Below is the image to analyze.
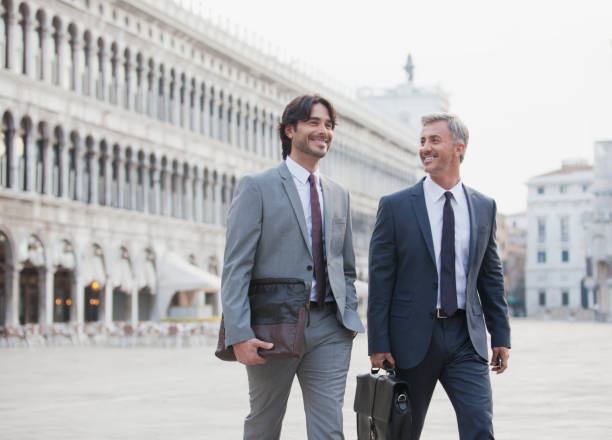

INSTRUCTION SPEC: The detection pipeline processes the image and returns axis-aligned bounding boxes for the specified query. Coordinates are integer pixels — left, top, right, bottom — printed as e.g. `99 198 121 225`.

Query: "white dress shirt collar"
423 175 464 203
286 156 320 185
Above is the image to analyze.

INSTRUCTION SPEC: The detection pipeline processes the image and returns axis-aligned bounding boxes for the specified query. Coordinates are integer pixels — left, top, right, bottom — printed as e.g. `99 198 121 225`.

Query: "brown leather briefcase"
215 278 309 361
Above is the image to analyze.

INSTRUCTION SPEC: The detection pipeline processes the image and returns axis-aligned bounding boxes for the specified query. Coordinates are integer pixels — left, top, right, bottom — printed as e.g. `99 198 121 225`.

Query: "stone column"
116 150 125 209
42 267 53 325
70 32 82 93
24 15 36 78
247 106 255 154
103 282 113 324
213 176 222 226
59 139 69 198
24 129 35 191
182 79 191 129
141 160 149 213
135 61 145 113
189 81 198 132
101 43 111 102
73 273 85 325
183 168 193 220
124 53 134 110
204 174 213 223
158 69 167 121
5 10 18 73
6 266 19 325
162 167 172 216
89 148 99 205
102 150 112 206
74 141 84 202
41 135 53 195
83 41 94 97
192 168 202 222
131 287 138 325
169 75 179 125
40 23 52 83
130 157 138 211
149 164 160 215
211 89 219 140
230 101 238 147
147 64 158 117
220 97 228 143
202 89 210 137
54 27 68 88
237 102 245 149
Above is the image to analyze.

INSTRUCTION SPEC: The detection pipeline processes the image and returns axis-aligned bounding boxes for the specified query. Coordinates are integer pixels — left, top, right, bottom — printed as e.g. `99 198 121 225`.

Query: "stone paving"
1 319 611 439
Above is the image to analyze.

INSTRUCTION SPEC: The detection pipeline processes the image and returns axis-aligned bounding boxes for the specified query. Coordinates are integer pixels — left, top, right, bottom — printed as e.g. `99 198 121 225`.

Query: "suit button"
307 265 313 271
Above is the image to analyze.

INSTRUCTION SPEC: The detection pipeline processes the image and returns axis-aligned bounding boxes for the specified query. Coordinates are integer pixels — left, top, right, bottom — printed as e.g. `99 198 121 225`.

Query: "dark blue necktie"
440 191 458 316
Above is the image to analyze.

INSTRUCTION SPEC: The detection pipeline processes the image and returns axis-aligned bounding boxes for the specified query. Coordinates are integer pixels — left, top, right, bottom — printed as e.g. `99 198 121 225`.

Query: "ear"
284 124 294 140
456 142 465 158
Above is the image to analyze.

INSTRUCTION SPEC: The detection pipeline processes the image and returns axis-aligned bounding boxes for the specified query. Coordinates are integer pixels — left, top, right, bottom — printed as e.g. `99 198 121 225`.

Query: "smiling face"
419 120 464 187
285 103 333 168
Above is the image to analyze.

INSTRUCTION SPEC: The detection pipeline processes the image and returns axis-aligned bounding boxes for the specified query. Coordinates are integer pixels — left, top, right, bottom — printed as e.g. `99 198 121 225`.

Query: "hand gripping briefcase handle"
215 278 309 361
354 361 412 440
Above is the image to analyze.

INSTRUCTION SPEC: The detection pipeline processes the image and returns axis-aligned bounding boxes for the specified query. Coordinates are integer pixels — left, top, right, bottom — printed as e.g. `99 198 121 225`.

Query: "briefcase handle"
370 360 396 377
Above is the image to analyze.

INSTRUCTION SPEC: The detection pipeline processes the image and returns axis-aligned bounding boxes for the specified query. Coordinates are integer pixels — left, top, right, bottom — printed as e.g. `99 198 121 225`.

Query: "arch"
1 110 15 187
17 115 32 191
17 2 30 75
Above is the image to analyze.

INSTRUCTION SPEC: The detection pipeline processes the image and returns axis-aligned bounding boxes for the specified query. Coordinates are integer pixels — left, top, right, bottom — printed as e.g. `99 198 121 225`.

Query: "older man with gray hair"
368 113 511 439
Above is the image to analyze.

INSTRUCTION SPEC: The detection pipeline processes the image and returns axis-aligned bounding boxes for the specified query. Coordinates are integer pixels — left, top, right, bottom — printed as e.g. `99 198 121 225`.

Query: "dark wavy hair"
278 94 337 160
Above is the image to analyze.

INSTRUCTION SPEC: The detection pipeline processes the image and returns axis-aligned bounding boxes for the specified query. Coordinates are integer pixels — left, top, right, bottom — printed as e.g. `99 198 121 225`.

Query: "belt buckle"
436 309 448 319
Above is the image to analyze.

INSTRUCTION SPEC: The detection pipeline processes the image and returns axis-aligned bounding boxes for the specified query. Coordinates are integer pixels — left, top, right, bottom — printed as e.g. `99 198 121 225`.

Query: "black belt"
435 308 466 319
310 301 336 310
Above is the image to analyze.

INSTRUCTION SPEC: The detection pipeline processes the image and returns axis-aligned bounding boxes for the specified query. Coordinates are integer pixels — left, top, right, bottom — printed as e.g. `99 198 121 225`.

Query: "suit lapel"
320 175 333 259
464 185 479 280
411 179 436 267
278 162 312 257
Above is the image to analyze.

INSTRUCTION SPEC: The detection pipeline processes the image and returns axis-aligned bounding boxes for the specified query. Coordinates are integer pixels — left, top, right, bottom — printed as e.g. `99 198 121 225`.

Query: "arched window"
34 9 45 80
51 126 63 196
17 3 29 74
1 111 14 187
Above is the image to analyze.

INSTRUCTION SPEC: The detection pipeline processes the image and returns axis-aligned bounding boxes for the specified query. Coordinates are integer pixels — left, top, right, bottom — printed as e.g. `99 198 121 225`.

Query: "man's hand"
233 338 274 366
370 352 396 370
491 346 510 374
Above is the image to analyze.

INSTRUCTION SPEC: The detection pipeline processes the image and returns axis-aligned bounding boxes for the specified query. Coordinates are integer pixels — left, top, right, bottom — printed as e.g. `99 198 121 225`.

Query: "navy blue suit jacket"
367 178 511 369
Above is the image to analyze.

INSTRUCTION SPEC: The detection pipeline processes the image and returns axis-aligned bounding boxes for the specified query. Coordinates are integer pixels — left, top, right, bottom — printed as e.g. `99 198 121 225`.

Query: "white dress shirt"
285 157 330 302
423 176 470 310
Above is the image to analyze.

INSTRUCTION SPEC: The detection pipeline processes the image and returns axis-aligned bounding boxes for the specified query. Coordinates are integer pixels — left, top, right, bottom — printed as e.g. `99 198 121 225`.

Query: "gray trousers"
397 312 494 440
244 303 354 440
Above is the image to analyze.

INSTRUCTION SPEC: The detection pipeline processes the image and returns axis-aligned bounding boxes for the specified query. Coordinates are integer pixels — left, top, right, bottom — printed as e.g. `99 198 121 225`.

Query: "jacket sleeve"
342 192 359 313
476 200 511 349
367 196 397 355
220 175 263 348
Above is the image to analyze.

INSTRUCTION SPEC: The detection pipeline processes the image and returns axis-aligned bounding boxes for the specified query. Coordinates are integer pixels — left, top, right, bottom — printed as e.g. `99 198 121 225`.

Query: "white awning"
152 252 221 320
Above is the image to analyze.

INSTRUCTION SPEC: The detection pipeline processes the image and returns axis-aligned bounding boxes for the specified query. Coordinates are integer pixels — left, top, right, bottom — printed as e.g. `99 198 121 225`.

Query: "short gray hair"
421 113 469 162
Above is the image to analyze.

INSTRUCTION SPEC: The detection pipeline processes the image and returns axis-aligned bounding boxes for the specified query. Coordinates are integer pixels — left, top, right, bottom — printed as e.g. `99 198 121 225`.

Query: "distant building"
584 141 612 321
357 54 449 139
502 212 527 316
525 159 594 317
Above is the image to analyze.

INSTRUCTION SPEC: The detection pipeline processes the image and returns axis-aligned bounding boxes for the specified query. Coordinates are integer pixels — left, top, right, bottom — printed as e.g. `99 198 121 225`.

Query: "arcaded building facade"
0 0 419 327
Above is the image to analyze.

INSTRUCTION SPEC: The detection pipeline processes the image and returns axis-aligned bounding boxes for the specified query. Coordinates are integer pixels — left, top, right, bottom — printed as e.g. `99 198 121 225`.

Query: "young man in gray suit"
368 113 511 439
220 94 364 439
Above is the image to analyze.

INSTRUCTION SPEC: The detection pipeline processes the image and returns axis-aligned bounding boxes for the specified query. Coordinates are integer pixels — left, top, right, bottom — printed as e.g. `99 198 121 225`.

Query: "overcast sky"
202 0 612 215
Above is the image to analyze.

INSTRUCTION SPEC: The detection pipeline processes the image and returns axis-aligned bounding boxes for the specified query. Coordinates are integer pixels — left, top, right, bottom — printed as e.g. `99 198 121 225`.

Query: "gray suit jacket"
368 178 511 368
221 161 364 348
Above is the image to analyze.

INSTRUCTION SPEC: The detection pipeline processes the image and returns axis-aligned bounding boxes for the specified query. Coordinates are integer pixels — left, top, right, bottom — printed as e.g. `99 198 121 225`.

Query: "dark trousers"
397 312 494 440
